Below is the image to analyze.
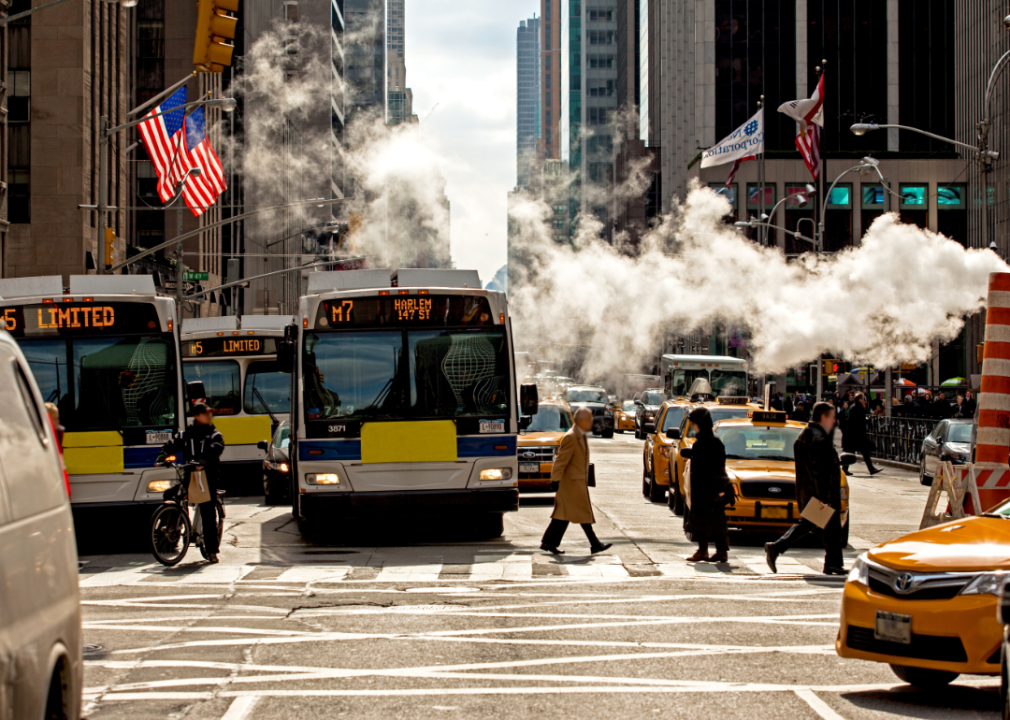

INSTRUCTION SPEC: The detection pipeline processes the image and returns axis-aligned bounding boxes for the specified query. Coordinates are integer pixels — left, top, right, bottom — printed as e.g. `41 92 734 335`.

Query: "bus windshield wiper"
252 387 278 426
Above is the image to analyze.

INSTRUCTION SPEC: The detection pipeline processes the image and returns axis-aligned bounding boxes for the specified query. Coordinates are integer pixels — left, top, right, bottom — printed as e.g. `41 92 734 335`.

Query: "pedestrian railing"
866 416 938 467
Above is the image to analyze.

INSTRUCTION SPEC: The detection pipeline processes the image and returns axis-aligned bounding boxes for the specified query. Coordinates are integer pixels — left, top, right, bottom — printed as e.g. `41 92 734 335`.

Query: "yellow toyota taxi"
615 400 638 433
837 502 1010 688
663 397 763 511
517 401 573 491
682 412 850 538
642 400 693 502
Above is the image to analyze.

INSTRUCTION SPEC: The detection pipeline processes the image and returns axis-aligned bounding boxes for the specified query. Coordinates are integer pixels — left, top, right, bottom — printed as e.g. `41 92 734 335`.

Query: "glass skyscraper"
517 17 541 188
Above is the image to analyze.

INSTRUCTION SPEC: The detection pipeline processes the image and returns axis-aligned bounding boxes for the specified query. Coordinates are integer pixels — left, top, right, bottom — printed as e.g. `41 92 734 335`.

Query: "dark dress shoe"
764 542 779 573
823 566 847 576
710 551 728 563
590 542 613 554
685 549 711 562
869 468 883 476
540 544 564 555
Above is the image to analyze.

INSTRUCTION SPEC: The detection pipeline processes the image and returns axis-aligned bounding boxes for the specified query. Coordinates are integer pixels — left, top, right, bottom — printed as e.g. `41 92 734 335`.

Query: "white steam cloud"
510 182 1007 376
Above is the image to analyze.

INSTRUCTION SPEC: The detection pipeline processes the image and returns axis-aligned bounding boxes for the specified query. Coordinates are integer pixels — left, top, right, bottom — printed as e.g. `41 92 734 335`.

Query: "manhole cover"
83 644 104 654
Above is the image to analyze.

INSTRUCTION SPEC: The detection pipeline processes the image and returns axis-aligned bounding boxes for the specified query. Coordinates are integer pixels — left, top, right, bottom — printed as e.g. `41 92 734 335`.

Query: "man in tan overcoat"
540 407 613 555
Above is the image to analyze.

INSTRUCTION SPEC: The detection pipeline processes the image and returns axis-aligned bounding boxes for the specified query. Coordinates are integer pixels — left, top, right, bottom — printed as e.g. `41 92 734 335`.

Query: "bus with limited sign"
281 268 532 538
0 275 187 513
660 354 749 399
181 315 292 486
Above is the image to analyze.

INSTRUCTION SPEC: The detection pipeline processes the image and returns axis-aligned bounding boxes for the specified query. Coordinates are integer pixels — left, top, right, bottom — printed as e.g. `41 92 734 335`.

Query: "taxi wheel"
888 664 958 688
669 479 685 516
642 469 651 498
1001 645 1009 720
634 425 641 440
647 472 665 503
602 429 614 439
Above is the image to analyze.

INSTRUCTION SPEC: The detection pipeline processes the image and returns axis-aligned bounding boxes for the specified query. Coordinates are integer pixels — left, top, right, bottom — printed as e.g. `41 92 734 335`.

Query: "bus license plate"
479 420 505 434
760 506 788 520
519 463 539 474
875 611 912 644
146 431 172 444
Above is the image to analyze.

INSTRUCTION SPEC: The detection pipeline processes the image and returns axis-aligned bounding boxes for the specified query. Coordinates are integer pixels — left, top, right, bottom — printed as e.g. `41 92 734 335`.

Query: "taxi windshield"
567 389 607 403
662 406 689 431
715 425 803 461
621 400 637 412
526 405 573 432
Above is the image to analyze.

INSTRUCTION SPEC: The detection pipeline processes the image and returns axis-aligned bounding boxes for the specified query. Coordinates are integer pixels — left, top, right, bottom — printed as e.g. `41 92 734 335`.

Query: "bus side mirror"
519 416 532 431
257 440 269 452
186 381 206 402
520 383 539 415
277 324 297 374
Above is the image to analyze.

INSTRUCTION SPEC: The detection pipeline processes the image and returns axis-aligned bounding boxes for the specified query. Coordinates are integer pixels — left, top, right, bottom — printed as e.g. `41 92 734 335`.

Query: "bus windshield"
244 360 291 415
526 405 572 432
303 327 511 420
184 361 241 415
670 369 708 397
21 335 177 430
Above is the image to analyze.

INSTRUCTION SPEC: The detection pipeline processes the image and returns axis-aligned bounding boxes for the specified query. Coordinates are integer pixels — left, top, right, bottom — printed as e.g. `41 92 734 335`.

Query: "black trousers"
542 519 601 549
198 500 220 555
771 513 843 569
694 529 729 554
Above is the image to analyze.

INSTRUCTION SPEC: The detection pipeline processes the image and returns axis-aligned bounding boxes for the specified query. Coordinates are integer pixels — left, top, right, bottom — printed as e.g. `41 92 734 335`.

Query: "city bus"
283 268 528 537
181 315 292 486
0 275 186 510
660 354 749 399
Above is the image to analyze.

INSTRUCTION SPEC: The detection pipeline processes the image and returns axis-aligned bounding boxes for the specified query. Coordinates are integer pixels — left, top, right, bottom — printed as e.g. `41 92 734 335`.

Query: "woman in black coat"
684 407 732 563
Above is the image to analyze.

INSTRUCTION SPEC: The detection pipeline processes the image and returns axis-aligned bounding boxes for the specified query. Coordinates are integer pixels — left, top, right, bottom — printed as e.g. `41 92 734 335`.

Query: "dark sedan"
919 418 972 485
634 390 666 439
565 385 614 438
258 421 292 504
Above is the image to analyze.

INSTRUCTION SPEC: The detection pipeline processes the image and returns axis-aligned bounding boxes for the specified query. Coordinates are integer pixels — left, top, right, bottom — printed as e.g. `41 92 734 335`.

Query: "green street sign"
184 271 209 281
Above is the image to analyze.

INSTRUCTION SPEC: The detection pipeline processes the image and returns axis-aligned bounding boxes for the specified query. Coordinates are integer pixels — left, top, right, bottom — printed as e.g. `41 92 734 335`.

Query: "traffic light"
193 0 239 73
104 227 116 268
822 359 842 375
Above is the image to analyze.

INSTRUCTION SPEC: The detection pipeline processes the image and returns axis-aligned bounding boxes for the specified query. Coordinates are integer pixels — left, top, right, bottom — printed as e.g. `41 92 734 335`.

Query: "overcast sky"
407 0 539 285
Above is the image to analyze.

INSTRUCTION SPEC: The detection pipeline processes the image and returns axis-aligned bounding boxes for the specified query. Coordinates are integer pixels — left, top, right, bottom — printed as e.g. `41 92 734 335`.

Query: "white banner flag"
700 109 765 168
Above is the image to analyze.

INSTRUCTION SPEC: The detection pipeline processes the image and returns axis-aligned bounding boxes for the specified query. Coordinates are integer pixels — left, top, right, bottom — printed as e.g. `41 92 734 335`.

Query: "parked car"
0 329 82 719
919 418 972 485
258 421 292 505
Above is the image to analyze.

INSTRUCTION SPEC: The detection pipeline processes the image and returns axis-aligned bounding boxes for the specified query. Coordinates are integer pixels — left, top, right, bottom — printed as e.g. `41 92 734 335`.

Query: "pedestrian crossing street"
78 549 854 588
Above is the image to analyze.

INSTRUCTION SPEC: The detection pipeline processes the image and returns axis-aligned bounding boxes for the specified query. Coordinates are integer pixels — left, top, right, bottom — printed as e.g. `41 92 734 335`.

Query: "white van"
0 329 82 719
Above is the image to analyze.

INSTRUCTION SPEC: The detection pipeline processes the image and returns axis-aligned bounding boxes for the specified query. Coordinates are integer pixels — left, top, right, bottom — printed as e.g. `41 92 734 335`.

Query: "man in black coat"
765 402 846 575
845 392 881 475
157 403 226 563
931 391 952 420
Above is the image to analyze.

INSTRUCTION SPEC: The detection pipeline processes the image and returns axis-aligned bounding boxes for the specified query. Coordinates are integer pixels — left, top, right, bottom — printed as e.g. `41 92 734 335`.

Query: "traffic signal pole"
816 359 823 402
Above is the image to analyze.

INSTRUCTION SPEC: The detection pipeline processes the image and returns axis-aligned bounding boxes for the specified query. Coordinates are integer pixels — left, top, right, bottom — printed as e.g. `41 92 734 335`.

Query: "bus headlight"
480 468 513 481
147 479 172 493
306 473 340 485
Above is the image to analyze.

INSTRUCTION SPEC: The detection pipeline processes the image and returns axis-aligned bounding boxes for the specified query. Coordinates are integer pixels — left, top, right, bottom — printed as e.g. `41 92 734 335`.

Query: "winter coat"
550 428 595 524
846 402 869 448
960 397 977 419
794 422 842 511
931 399 952 420
158 423 226 490
684 431 731 536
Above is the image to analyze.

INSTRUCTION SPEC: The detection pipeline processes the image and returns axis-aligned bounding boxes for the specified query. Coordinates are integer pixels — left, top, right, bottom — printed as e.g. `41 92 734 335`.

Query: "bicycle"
149 459 226 566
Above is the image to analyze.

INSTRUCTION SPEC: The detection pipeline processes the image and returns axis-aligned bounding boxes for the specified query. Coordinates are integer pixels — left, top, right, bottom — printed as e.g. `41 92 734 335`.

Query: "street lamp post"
817 159 889 252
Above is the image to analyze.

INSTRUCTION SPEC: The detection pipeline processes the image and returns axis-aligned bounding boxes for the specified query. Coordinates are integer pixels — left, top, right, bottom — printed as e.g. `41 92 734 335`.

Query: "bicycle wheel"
150 503 191 566
198 501 225 561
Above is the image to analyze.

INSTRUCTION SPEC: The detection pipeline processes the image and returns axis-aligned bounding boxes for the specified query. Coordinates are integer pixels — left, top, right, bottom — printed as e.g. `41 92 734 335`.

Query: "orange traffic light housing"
194 0 239 73
104 227 116 268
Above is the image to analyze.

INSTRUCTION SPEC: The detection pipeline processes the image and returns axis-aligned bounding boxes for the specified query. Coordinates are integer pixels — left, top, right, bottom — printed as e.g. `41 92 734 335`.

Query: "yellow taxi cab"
517 401 573 491
681 411 850 538
662 397 764 511
641 400 693 501
837 502 1010 688
615 400 638 433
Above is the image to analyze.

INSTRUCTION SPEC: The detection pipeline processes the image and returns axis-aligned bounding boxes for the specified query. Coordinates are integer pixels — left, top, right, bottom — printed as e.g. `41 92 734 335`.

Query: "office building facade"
516 16 540 188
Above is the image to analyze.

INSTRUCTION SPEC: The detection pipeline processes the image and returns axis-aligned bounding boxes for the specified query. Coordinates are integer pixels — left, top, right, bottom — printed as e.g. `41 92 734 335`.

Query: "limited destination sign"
183 337 277 358
0 302 163 337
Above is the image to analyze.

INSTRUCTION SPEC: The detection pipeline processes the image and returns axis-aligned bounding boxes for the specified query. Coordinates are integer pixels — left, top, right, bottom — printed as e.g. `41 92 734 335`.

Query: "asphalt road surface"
77 433 997 720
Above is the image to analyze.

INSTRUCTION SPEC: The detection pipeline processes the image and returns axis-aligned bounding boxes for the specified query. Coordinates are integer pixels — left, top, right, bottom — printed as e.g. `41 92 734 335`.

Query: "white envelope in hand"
801 497 836 529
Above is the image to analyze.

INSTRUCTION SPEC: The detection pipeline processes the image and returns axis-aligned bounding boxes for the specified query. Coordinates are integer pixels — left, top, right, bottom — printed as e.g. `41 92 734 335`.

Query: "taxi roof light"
751 410 788 424
716 396 750 405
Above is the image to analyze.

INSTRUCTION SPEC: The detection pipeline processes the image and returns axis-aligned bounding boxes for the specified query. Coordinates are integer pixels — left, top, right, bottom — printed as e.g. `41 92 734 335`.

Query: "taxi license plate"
759 506 788 520
875 611 912 644
519 463 539 474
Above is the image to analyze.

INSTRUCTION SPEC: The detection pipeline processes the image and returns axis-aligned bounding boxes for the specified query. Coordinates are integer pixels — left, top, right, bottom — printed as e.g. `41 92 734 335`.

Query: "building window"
588 9 613 21
588 107 609 125
937 184 965 209
746 184 775 210
545 92 551 107
545 73 551 89
709 183 738 209
861 184 885 209
588 54 614 69
827 184 852 208
938 184 967 246
545 29 551 51
587 30 614 45
899 185 928 208
283 0 298 21
545 0 550 21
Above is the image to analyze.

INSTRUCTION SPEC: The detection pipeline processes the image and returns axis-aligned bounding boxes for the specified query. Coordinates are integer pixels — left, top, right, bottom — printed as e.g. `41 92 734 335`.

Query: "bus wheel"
479 514 504 539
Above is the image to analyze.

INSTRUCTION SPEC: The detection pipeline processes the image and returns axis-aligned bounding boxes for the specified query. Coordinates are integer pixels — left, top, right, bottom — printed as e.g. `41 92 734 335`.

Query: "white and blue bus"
0 275 186 512
282 268 531 537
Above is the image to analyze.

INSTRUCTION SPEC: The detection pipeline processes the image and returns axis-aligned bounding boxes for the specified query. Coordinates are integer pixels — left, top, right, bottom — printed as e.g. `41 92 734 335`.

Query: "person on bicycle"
157 402 225 563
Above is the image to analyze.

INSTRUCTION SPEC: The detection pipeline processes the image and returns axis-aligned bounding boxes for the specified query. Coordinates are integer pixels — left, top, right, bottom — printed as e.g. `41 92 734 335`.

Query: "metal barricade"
867 416 938 466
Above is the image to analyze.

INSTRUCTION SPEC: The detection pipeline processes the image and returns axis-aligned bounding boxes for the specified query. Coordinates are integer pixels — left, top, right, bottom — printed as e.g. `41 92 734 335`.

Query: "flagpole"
817 62 826 253
758 96 766 246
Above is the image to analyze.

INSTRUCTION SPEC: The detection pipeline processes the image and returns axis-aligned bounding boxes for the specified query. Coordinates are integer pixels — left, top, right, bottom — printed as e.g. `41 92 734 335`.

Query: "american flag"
137 87 193 203
726 155 755 187
778 73 825 181
183 107 226 217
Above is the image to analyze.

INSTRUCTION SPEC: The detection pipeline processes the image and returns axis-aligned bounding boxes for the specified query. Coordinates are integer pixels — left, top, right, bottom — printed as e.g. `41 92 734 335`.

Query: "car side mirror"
257 440 269 452
840 453 857 468
520 383 539 416
635 400 643 406
680 447 693 459
644 422 656 434
666 428 681 440
519 415 532 430
186 380 206 402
